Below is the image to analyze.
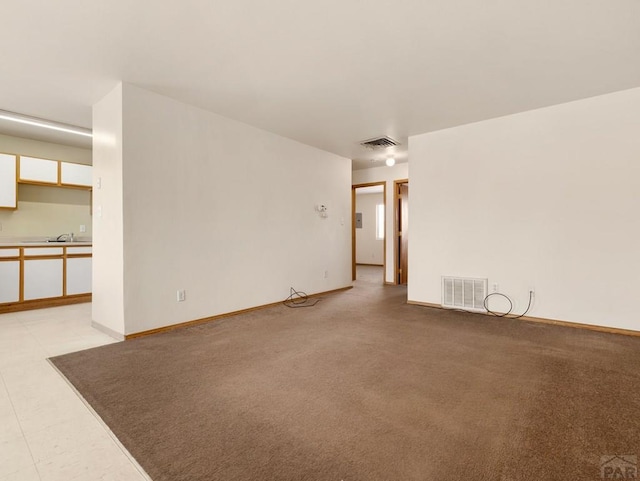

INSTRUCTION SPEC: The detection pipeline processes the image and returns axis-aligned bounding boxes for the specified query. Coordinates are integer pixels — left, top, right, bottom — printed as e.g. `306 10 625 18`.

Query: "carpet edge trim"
46 358 153 481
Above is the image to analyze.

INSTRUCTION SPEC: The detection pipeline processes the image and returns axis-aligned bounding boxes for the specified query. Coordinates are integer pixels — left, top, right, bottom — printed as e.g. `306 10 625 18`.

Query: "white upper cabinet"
17 157 92 189
0 153 17 208
60 162 92 187
19 156 58 184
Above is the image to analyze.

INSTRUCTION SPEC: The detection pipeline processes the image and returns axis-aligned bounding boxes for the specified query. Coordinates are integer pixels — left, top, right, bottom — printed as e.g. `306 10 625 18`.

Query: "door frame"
394 179 409 285
351 182 387 282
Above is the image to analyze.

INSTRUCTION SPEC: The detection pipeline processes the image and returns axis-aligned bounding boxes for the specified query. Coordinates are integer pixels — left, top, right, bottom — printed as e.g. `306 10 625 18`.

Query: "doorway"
351 182 386 282
394 180 409 285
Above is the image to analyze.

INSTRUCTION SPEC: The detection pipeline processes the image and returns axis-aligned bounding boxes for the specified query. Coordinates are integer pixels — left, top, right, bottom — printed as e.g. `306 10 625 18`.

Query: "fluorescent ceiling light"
386 157 396 167
0 109 92 138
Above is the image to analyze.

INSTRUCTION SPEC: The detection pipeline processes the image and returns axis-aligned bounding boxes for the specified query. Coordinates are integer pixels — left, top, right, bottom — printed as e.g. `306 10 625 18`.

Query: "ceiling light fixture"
386 157 396 167
0 109 92 138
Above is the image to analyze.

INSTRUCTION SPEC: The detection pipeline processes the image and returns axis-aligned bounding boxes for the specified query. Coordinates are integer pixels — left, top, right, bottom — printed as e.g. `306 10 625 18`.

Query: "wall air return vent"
442 276 487 312
360 136 400 149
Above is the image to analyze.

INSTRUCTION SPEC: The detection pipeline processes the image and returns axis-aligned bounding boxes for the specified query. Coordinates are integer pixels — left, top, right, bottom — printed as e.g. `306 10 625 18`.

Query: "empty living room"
1 1 639 480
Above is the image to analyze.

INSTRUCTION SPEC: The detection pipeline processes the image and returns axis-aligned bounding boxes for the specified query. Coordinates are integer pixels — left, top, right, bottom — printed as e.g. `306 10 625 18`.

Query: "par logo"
601 455 637 479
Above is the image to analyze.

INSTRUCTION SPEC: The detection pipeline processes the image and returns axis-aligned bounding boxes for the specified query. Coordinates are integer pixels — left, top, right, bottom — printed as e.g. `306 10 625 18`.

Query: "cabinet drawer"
0 248 20 258
24 247 63 257
66 246 92 255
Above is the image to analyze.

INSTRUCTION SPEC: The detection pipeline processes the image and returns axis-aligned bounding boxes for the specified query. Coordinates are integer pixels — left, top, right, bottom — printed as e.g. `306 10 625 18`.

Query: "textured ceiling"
1 0 639 169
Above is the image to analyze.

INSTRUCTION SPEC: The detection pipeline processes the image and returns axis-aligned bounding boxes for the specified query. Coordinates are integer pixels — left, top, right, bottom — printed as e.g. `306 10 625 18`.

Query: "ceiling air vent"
360 136 400 150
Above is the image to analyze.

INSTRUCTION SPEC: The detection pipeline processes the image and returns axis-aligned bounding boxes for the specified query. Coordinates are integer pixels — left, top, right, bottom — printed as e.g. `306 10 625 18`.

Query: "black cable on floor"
450 290 533 319
483 291 533 319
283 287 320 308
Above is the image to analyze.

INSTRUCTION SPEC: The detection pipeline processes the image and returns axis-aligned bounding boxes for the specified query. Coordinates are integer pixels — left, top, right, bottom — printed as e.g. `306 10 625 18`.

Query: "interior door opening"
351 182 386 283
395 180 409 285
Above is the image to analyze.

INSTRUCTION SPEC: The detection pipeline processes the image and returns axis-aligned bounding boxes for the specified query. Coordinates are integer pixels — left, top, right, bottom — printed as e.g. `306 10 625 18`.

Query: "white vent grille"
442 276 487 311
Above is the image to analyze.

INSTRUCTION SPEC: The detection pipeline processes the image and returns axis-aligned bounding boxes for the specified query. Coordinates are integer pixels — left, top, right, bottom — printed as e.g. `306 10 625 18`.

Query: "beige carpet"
51 268 640 480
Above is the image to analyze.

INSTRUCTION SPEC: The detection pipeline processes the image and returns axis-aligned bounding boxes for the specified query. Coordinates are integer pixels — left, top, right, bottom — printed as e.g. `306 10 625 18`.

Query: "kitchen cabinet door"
60 162 92 187
19 156 58 184
0 261 20 303
0 153 17 209
24 258 63 300
66 257 92 295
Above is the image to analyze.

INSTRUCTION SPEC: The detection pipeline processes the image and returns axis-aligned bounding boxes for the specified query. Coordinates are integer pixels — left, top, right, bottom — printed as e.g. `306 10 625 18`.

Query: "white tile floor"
0 303 150 481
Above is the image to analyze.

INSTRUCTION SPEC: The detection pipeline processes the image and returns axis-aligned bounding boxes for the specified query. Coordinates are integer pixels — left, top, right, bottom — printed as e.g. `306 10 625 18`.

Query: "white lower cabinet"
0 261 20 303
24 258 64 300
66 257 92 295
0 245 92 308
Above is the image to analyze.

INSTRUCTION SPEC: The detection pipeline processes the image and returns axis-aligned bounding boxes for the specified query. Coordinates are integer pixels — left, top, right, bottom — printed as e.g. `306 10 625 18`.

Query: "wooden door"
397 182 409 284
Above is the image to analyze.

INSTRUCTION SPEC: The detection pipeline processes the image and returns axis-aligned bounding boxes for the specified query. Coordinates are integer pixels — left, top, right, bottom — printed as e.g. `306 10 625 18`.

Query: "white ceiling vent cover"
442 276 487 312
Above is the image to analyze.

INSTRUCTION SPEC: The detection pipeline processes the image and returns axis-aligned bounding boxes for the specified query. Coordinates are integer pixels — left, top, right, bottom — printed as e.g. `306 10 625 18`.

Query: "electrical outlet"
492 283 499 292
177 290 186 302
324 270 328 279
529 287 535 297
79 224 86 233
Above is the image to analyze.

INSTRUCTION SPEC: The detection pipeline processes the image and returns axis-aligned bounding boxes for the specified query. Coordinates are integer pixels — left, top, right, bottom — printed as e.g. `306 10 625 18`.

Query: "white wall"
408 87 640 331
0 133 91 165
92 83 125 337
0 185 91 238
355 192 384 265
98 83 352 335
353 163 408 283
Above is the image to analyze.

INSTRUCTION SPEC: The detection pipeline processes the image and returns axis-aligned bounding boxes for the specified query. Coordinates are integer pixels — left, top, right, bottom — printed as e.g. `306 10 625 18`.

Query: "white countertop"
0 241 92 247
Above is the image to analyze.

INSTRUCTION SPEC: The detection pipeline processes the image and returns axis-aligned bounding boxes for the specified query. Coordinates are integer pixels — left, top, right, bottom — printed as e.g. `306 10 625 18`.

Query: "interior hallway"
354 264 384 285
